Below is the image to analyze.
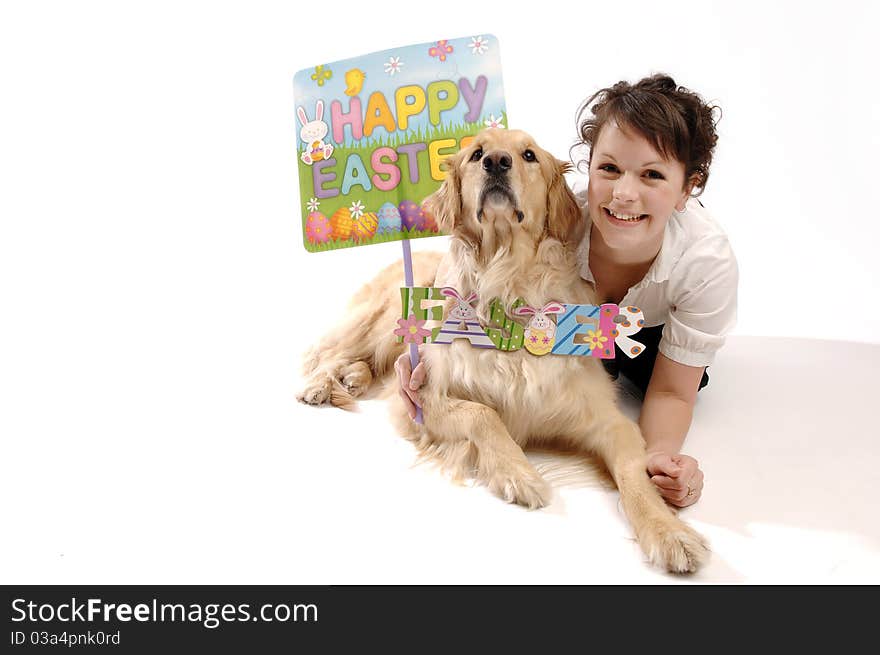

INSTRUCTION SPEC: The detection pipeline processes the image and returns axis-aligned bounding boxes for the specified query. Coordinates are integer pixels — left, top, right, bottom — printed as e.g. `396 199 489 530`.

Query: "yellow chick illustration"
344 68 366 96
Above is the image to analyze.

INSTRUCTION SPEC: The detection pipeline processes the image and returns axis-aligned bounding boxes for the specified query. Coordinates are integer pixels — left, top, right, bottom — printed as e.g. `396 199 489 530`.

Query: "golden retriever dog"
298 129 709 573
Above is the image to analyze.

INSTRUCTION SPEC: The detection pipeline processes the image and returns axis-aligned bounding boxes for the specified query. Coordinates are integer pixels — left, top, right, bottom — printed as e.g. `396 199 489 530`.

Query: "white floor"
283 335 880 584
4 335 877 585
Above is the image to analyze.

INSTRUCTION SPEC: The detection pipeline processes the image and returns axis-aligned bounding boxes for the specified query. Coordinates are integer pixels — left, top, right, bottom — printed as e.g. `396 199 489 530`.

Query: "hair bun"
640 74 678 92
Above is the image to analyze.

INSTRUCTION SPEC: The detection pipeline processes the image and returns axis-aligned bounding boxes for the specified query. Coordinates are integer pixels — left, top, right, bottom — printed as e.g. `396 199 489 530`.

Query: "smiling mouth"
604 207 648 223
478 185 523 222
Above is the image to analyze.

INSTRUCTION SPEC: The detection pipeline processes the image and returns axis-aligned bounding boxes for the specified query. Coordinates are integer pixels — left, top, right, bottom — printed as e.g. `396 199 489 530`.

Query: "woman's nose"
613 173 638 201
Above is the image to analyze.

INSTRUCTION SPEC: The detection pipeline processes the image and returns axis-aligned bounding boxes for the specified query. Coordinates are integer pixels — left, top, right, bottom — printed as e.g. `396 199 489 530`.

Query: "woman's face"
587 121 692 255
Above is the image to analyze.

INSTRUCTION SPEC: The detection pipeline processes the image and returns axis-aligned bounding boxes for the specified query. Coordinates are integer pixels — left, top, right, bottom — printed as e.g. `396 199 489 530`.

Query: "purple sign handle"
401 239 424 424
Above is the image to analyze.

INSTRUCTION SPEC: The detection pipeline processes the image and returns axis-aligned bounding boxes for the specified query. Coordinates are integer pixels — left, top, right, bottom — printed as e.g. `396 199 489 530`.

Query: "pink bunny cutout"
432 287 495 349
513 302 566 356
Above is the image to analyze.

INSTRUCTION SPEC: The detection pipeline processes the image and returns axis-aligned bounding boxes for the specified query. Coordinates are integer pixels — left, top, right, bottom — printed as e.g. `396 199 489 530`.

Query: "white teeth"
607 208 644 222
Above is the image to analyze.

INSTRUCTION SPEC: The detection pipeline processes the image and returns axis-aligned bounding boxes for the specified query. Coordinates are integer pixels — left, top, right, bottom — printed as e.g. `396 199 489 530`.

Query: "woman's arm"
640 353 706 507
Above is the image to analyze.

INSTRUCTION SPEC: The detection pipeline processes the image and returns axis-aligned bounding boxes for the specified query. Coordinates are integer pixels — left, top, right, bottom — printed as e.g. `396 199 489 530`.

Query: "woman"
395 74 738 508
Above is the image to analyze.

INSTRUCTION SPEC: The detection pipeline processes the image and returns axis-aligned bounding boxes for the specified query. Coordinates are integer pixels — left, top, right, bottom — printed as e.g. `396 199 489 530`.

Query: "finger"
396 355 413 391
673 454 700 470
650 475 687 493
672 456 697 476
398 388 416 420
400 361 422 408
410 362 426 391
668 491 700 508
672 455 700 479
404 384 421 409
671 477 704 507
651 477 689 502
658 487 690 507
647 456 682 478
395 355 410 386
678 485 702 507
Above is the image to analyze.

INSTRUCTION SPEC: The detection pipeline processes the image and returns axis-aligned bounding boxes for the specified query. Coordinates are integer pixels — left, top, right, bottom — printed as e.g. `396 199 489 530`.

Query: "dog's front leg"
588 415 710 573
420 397 552 509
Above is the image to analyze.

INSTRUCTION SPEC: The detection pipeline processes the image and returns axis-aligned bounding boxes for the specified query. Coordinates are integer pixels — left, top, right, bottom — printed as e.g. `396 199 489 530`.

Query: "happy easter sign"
294 36 506 252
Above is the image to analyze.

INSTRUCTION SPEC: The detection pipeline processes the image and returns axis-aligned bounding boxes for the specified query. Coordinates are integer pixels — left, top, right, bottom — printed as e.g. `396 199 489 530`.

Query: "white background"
1 1 878 585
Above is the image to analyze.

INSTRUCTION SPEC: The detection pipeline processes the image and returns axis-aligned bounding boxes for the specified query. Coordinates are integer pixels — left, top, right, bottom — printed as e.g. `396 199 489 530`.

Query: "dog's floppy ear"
423 151 464 234
546 158 584 245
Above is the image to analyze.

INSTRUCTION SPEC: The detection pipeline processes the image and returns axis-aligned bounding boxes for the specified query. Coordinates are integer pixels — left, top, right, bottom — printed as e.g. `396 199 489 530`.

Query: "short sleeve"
659 235 738 368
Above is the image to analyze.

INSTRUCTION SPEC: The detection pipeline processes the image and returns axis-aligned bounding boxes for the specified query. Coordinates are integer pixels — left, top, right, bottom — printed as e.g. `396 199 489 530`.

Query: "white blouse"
571 178 738 368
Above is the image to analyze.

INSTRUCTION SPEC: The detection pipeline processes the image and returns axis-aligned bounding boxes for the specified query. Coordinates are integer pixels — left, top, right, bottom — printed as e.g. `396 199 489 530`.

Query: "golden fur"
298 129 709 573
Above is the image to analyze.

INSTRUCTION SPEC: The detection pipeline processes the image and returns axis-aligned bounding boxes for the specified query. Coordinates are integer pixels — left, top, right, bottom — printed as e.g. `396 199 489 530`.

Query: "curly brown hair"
574 74 721 196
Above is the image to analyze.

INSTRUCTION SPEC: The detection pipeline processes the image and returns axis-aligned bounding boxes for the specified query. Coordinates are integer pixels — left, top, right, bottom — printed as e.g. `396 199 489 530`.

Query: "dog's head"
425 129 583 252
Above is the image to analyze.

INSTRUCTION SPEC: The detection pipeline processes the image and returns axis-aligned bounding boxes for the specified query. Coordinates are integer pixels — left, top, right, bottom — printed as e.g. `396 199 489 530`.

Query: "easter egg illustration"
309 140 325 162
305 211 331 245
330 207 354 240
352 211 379 241
399 200 428 231
376 202 402 235
419 202 439 233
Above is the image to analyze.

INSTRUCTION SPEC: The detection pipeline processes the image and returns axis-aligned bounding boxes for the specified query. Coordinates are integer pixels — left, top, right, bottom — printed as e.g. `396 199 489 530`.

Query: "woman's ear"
546 158 584 245
678 173 701 211
423 152 463 234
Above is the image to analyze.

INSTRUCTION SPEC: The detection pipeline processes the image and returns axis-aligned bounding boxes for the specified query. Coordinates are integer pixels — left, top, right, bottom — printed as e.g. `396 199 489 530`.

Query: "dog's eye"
470 148 483 162
522 149 537 163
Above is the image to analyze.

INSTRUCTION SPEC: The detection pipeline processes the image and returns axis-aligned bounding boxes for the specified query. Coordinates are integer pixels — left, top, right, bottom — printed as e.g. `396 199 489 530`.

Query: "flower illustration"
394 315 432 344
384 56 404 76
484 113 505 129
310 65 332 87
349 200 365 219
307 197 320 212
469 35 489 55
586 329 608 350
428 40 454 62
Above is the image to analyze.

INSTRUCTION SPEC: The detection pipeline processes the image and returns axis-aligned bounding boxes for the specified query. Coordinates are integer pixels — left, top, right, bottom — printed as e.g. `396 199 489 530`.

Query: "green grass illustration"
299 113 507 253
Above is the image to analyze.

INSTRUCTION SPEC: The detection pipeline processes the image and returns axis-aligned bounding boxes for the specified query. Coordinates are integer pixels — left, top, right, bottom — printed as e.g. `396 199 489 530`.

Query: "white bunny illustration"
446 288 478 323
513 302 566 356
297 100 334 166
432 287 495 349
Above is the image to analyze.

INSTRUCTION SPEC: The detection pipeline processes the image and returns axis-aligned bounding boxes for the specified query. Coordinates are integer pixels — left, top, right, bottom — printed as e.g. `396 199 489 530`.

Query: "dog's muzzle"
481 151 512 176
477 150 523 223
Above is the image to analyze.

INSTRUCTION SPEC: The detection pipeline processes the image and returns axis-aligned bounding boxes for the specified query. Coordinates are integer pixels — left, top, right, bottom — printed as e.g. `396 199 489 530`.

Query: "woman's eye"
522 149 537 162
645 170 665 180
599 164 619 173
470 148 483 162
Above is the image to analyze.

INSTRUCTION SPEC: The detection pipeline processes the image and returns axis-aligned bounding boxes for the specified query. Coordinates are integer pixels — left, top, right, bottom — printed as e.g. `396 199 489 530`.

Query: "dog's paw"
488 463 552 510
296 376 333 406
339 361 372 397
638 518 710 574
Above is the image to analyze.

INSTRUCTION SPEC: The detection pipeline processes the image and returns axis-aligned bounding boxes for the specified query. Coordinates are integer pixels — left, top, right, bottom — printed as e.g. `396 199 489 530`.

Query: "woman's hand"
393 348 426 420
646 452 704 507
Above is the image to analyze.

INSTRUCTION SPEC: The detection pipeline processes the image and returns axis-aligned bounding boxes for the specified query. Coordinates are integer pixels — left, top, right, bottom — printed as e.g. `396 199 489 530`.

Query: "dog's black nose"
482 151 512 175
